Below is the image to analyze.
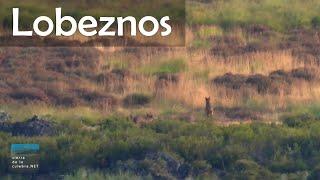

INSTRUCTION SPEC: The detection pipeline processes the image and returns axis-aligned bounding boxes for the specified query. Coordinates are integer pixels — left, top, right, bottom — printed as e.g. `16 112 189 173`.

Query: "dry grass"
1 25 320 122
189 51 306 77
95 45 320 114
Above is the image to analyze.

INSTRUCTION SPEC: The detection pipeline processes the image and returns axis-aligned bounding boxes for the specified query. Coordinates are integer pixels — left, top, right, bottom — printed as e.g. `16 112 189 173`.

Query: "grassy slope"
188 0 320 31
1 106 320 179
0 0 320 179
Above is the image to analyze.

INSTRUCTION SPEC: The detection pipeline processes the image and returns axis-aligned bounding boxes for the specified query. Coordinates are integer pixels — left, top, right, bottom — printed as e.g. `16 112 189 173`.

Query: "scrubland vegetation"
2 109 320 179
1 0 320 179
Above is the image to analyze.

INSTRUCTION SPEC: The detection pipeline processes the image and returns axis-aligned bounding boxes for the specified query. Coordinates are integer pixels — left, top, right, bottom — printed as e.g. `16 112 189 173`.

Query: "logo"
10 144 40 173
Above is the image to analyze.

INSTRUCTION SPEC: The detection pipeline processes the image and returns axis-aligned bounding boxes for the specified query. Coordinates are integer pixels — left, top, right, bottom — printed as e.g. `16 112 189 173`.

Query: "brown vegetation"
0 27 319 123
212 67 318 94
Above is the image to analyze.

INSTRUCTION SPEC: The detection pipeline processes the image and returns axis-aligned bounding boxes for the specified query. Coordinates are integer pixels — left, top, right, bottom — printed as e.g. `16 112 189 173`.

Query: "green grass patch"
198 26 223 39
106 59 130 70
1 115 320 179
191 39 211 49
139 59 187 75
0 104 105 124
64 169 147 180
188 0 320 31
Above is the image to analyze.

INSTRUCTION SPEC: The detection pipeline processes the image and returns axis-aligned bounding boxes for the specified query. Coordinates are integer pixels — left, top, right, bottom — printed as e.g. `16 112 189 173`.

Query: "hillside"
1 0 320 179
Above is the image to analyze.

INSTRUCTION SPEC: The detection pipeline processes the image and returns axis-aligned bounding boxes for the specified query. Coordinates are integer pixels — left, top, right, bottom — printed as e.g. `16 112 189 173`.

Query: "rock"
0 111 11 122
0 121 12 133
0 111 12 133
11 115 57 136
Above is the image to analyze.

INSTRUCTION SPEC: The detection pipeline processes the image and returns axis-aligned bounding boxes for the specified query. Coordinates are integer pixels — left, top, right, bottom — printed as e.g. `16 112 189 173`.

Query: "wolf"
205 97 213 117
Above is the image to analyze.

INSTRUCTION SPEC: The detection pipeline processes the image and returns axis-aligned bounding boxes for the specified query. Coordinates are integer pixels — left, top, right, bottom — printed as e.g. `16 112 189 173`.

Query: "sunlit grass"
138 58 188 75
64 169 146 180
0 104 106 123
188 0 320 31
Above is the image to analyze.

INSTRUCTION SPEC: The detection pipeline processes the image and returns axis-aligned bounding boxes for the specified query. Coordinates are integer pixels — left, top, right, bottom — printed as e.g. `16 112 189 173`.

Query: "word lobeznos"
12 8 172 37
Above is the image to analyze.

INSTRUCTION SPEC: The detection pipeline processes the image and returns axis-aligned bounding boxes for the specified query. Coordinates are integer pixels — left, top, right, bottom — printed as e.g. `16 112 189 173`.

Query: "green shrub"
64 169 143 180
270 159 307 173
311 16 320 28
1 112 320 178
283 113 314 127
192 160 212 175
100 117 135 131
148 120 187 134
233 159 276 179
308 165 320 180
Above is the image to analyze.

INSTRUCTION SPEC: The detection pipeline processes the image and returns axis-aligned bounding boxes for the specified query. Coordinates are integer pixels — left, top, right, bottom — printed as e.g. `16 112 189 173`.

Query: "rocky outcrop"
11 116 58 136
0 111 11 122
0 115 58 136
0 111 12 132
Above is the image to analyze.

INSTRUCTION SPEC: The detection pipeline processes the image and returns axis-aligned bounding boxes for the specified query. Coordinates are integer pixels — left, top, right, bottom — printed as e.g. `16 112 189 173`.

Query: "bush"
9 88 49 102
270 159 307 173
309 165 320 180
192 160 212 175
233 159 275 179
1 112 320 178
311 16 320 28
64 169 143 180
123 93 151 107
283 113 314 127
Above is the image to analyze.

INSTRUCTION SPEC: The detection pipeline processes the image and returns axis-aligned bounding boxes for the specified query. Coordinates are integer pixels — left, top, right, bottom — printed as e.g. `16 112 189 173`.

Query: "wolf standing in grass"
205 97 213 117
